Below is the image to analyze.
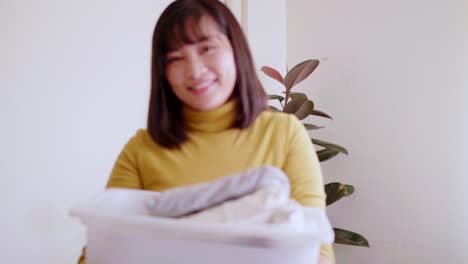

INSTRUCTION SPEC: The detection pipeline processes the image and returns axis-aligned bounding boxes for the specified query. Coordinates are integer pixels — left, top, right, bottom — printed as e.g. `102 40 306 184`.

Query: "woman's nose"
185 55 206 80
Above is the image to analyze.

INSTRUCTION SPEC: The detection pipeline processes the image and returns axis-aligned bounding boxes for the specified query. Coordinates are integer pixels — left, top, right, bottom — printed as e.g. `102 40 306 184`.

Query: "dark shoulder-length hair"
148 0 267 148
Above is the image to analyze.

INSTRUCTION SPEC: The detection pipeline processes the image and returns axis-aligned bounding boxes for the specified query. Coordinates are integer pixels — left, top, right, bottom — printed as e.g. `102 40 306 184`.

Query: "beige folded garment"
182 187 306 227
145 166 290 218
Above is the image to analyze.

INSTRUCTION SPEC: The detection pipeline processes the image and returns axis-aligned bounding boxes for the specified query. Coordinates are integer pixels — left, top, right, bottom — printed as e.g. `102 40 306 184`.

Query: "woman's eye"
202 46 215 53
167 56 182 64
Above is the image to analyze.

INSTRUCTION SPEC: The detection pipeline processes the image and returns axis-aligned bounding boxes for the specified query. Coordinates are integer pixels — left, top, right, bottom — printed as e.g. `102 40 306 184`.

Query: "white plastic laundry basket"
70 188 334 264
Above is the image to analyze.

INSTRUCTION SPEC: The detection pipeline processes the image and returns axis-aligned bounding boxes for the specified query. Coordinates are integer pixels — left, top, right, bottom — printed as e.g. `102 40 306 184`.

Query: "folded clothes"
145 166 290 218
182 187 307 228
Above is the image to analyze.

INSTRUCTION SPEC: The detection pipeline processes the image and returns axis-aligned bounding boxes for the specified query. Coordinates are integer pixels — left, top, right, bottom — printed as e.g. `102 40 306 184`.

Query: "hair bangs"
161 9 208 53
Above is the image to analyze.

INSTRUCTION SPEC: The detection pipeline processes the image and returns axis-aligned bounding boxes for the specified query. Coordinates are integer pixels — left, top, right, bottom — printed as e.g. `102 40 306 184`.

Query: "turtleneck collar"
182 99 237 132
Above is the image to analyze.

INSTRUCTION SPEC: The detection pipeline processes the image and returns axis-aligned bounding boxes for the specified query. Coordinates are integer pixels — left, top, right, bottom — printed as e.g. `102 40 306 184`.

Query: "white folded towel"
145 166 290 218
145 166 322 231
183 187 306 228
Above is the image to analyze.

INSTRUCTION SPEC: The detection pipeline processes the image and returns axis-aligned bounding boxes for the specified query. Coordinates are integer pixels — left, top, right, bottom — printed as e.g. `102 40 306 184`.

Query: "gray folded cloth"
145 166 290 218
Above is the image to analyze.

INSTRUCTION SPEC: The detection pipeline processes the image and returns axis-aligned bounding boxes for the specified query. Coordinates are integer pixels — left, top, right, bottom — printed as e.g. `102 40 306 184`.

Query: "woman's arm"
282 115 336 264
106 131 144 189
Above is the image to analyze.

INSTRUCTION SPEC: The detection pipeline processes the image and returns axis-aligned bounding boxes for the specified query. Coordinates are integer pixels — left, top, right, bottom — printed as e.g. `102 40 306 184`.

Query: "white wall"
245 0 287 95
0 1 287 263
6 0 466 263
287 0 468 263
0 0 172 263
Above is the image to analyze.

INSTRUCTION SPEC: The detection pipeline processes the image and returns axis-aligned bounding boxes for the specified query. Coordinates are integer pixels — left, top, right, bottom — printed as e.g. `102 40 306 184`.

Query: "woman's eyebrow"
197 34 222 43
167 34 221 53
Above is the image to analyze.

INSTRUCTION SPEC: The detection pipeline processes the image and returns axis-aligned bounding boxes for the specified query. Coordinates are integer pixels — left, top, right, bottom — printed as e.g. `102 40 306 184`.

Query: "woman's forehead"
165 15 224 52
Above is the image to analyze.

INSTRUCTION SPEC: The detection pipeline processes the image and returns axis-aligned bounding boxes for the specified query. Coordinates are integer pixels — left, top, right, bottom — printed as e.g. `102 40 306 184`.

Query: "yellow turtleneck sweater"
78 100 335 264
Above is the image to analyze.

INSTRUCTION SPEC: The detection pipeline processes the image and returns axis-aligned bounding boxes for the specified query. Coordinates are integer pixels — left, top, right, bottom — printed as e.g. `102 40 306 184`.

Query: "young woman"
78 0 334 263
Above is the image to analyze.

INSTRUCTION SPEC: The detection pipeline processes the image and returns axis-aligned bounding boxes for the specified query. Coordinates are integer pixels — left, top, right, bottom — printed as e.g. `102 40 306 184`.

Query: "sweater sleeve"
282 114 335 263
77 246 86 264
106 130 144 189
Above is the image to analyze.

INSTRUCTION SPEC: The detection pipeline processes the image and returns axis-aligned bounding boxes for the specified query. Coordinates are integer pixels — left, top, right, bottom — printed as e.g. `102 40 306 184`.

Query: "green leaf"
283 97 307 114
281 91 307 104
345 184 355 196
283 59 319 91
283 98 314 120
261 66 284 84
303 123 324 130
317 148 339 162
268 105 281 112
325 182 354 206
334 228 370 247
290 92 308 100
310 109 333 120
312 139 348 155
268 94 285 102
294 101 314 120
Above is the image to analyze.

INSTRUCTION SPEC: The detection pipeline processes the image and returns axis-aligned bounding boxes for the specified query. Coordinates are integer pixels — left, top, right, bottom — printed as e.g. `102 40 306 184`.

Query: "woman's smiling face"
165 15 237 111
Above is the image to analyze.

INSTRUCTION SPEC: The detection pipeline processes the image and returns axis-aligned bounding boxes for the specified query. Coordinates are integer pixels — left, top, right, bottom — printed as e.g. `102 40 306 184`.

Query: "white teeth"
191 81 213 90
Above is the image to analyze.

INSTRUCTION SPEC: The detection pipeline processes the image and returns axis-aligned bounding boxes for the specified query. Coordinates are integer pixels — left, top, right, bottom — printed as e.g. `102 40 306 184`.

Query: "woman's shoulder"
122 129 154 148
253 111 307 142
134 128 149 138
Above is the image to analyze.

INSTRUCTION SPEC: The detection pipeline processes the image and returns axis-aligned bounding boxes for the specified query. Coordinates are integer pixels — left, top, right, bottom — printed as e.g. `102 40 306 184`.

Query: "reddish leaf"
283 59 319 90
261 66 284 84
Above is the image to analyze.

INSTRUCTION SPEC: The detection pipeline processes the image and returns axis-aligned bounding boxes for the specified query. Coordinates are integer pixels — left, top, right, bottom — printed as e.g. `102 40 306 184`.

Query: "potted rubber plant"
261 59 369 248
